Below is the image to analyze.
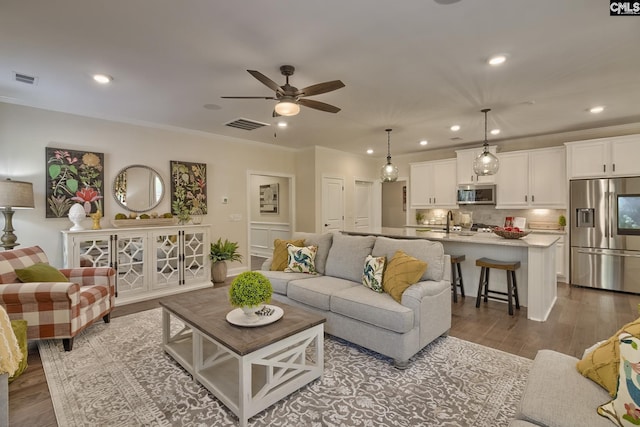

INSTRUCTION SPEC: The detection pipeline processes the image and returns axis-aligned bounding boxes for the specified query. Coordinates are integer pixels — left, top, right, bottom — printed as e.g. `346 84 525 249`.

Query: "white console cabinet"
62 225 211 305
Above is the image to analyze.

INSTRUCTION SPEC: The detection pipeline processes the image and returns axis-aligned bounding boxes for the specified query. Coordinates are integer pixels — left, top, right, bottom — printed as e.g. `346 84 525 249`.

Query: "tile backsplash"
415 206 566 228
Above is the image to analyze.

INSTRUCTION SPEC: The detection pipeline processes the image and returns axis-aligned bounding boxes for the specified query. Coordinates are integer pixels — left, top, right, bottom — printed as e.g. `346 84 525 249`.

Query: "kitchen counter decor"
493 228 531 239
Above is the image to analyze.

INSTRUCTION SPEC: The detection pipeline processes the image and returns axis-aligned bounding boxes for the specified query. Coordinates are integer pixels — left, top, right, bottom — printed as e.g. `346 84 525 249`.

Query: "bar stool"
475 257 521 315
450 254 466 302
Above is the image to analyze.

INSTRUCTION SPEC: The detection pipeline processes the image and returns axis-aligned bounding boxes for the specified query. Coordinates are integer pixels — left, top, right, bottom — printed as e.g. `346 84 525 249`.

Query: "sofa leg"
103 313 111 323
63 338 74 351
393 359 409 370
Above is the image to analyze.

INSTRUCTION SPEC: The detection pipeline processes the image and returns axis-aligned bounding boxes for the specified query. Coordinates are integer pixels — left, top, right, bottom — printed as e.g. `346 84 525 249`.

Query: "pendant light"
380 128 399 182
473 108 499 176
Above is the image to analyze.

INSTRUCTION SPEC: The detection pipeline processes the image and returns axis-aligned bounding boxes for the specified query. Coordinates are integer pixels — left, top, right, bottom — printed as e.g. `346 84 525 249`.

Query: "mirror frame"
113 164 165 213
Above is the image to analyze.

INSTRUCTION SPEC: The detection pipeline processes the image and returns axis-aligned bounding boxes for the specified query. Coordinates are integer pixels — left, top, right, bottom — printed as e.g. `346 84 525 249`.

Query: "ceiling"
1 0 639 157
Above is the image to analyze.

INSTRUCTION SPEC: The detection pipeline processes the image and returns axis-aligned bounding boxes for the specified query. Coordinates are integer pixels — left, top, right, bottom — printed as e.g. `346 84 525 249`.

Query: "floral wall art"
170 161 207 221
45 148 104 218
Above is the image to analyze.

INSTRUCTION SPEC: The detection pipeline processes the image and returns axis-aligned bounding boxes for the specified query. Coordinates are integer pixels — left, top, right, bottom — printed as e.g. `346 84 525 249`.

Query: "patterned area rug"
39 308 531 426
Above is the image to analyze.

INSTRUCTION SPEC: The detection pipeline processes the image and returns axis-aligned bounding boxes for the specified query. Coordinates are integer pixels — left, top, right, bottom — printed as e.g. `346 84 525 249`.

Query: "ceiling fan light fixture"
473 108 500 176
274 98 300 116
380 128 399 182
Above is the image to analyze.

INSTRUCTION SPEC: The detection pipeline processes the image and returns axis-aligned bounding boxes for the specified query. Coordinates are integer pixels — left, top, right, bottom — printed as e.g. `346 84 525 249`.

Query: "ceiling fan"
221 65 345 116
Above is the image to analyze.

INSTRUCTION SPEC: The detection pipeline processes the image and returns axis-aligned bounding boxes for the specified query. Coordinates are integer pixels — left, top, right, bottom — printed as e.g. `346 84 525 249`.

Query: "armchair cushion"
0 246 48 284
15 263 69 283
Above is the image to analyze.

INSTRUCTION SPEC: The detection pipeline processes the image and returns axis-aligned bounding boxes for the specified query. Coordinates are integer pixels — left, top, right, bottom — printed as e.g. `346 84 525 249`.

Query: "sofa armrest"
59 267 115 287
261 257 273 271
402 279 450 304
0 282 81 305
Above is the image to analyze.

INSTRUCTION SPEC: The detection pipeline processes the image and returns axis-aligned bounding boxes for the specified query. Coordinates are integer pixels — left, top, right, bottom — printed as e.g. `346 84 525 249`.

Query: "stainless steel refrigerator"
570 177 640 293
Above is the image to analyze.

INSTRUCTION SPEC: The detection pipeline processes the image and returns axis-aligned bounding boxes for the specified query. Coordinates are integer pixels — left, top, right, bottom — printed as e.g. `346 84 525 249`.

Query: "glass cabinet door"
115 233 147 294
183 230 207 285
152 231 181 288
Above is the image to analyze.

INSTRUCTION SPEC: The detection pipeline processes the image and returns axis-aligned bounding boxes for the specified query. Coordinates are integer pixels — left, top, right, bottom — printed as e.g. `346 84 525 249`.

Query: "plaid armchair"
0 246 115 351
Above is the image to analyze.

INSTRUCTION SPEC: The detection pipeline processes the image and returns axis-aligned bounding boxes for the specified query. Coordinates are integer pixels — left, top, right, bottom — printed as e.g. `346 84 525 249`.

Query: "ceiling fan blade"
298 98 341 113
220 96 275 99
296 80 345 97
247 70 284 94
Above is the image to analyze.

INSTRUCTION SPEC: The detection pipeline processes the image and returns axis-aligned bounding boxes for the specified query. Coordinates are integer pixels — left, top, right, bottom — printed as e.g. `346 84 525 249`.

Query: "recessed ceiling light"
589 106 605 114
93 74 113 84
277 121 288 128
366 149 374 155
419 140 428 146
490 129 500 135
488 55 507 66
450 125 461 132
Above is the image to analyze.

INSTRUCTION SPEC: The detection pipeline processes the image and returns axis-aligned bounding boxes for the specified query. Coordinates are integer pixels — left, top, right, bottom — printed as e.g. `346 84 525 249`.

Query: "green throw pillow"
8 319 28 383
15 262 69 282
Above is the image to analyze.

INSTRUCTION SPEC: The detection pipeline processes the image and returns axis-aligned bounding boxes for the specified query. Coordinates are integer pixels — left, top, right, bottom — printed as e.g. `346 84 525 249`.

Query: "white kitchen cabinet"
456 146 498 185
556 235 567 282
565 134 640 179
496 147 566 209
410 159 457 209
62 224 211 305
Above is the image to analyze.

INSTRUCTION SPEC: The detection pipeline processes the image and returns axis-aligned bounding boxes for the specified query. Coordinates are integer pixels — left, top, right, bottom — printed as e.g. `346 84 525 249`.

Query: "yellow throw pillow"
270 239 305 271
382 250 427 303
577 316 640 396
15 263 69 282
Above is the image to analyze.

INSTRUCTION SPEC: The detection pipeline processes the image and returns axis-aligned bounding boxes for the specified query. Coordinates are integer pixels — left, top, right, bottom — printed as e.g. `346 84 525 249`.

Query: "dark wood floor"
8 257 640 426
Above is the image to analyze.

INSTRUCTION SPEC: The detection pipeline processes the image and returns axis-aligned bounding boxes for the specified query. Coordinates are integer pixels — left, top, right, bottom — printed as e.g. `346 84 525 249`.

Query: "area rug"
39 308 531 426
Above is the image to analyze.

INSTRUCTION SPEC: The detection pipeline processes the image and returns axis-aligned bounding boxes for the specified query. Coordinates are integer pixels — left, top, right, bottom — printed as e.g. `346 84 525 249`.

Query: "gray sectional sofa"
510 350 611 427
260 232 451 368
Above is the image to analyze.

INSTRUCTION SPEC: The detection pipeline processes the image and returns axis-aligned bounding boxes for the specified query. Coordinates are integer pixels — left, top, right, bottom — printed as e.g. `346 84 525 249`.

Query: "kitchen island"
342 227 560 322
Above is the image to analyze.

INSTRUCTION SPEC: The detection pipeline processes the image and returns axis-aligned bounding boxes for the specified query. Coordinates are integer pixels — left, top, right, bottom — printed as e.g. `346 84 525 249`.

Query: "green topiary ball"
229 271 273 308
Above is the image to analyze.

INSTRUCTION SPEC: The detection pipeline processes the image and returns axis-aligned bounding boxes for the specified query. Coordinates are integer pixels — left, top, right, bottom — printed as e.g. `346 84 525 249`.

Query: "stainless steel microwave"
457 184 496 205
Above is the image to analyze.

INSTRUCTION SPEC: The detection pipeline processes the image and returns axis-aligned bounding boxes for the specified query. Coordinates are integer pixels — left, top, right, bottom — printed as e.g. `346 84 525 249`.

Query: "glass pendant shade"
380 128 398 182
274 98 300 116
473 108 499 176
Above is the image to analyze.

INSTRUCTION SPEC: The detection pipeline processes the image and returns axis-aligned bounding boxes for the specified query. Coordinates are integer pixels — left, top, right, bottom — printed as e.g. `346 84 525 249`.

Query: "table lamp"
0 178 35 250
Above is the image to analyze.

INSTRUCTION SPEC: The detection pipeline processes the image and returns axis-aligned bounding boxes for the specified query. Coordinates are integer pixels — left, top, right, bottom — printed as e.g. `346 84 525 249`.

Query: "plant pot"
241 305 262 322
211 261 227 283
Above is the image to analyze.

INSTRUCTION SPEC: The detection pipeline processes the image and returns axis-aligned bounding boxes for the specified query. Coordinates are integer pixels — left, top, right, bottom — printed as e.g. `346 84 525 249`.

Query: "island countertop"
342 227 560 248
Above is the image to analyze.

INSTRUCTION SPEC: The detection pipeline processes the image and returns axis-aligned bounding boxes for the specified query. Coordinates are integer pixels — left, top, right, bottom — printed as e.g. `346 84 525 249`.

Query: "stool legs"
475 266 520 315
476 267 487 308
457 262 465 298
451 262 458 302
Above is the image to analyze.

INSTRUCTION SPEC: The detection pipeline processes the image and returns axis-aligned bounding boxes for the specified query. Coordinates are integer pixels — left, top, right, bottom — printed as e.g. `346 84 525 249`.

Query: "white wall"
0 103 296 268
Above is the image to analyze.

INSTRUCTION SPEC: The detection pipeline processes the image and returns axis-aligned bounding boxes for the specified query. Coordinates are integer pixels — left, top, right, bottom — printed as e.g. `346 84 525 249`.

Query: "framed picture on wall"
260 183 279 214
170 160 207 216
45 147 105 218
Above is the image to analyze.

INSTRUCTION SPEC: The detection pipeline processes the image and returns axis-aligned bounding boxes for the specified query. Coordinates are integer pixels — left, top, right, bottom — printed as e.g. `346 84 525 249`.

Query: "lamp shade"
274 99 300 116
0 179 34 209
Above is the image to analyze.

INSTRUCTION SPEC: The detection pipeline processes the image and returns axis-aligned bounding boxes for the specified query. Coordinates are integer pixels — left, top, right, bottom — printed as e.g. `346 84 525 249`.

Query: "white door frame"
320 175 345 233
354 177 375 229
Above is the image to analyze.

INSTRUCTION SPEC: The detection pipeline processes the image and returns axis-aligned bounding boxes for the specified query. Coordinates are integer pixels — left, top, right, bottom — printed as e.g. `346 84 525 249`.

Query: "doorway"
381 179 407 227
322 176 344 232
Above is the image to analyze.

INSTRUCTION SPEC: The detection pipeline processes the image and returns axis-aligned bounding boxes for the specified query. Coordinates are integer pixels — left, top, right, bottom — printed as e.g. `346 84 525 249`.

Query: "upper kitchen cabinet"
496 146 566 209
456 146 498 184
565 135 640 179
410 159 457 209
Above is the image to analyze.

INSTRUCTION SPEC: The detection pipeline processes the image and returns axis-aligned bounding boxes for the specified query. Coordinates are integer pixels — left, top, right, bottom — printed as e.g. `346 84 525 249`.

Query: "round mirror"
113 165 164 213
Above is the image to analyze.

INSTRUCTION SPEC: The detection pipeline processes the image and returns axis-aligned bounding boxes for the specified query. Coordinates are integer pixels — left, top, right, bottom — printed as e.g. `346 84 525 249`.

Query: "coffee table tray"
226 305 284 327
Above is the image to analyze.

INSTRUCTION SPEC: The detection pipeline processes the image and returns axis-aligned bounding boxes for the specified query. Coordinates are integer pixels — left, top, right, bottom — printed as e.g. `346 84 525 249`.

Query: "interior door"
355 180 372 229
322 177 344 232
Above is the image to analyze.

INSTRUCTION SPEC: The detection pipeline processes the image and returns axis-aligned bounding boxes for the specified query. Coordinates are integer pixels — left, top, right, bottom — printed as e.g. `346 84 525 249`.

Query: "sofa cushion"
287 276 359 311
362 255 385 293
15 263 69 283
259 270 315 295
517 350 611 427
372 237 444 282
382 251 427 303
330 285 414 334
292 232 333 275
577 316 640 396
270 239 305 271
598 333 640 425
325 234 376 283
284 244 318 274
0 246 49 284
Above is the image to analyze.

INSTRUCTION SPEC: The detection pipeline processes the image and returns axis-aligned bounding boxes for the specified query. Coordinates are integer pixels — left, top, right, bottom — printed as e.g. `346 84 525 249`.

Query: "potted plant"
228 271 273 320
416 211 425 225
210 238 243 283
558 215 566 231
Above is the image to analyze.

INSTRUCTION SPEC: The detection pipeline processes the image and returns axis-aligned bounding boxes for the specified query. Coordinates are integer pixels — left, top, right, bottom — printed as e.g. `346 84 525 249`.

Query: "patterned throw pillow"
598 333 640 425
270 239 305 271
383 250 427 303
284 244 318 274
362 255 386 293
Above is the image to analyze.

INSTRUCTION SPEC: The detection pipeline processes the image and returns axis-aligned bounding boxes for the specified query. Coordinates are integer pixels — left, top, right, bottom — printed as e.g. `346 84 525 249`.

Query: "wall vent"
13 72 37 85
224 118 270 131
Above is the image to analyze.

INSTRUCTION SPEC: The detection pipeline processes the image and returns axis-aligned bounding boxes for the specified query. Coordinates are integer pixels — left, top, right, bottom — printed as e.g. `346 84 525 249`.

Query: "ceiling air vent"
13 72 38 85
224 118 270 131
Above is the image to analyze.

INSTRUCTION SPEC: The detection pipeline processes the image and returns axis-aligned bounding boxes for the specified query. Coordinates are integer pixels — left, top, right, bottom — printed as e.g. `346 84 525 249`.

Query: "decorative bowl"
493 229 531 239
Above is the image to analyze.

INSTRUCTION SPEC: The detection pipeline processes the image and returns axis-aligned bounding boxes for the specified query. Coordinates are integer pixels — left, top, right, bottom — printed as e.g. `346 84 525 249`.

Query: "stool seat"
449 254 466 302
475 257 521 315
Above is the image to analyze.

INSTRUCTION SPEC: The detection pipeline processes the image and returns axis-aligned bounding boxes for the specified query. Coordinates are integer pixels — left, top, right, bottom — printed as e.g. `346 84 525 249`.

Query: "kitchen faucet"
446 210 454 234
